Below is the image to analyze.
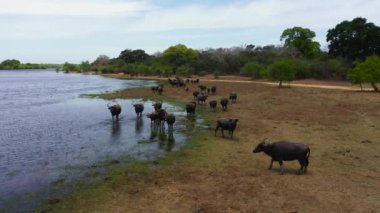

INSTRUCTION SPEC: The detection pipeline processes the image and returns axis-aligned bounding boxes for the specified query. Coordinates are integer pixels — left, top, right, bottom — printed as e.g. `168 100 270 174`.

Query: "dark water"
0 70 188 211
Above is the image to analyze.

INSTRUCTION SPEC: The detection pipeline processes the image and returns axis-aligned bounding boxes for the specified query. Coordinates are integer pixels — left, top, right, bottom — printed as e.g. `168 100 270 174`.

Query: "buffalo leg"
215 126 220 136
268 159 273 170
279 161 284 175
298 159 306 174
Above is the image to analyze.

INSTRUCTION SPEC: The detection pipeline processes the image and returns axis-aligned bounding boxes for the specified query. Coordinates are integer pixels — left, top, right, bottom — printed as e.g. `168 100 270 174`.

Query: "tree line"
26 17 380 90
0 59 61 70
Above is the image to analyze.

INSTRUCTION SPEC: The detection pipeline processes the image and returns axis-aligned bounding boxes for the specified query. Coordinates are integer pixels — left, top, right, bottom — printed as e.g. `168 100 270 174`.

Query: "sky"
0 0 379 64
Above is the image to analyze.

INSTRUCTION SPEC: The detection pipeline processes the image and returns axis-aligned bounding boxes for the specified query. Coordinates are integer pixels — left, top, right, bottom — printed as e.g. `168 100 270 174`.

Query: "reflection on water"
0 70 188 211
135 117 144 133
110 121 122 141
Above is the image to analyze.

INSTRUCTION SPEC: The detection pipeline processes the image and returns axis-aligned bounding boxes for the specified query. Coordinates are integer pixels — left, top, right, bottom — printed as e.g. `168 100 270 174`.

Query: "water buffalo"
211 86 216 95
193 91 200 100
151 86 159 93
220 97 229 111
107 103 122 121
157 86 163 95
166 113 176 128
209 100 217 112
133 103 144 117
229 92 237 103
253 139 310 175
147 112 158 125
207 88 211 94
186 101 197 117
215 118 239 138
198 85 207 91
197 94 208 104
153 102 162 111
157 109 167 126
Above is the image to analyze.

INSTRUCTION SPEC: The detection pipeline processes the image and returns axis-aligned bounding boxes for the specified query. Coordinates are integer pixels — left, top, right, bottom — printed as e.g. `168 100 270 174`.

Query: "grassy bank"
44 77 380 212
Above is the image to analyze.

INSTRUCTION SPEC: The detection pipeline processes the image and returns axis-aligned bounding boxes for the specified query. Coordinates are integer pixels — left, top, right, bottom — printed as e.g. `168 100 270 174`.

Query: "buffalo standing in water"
215 118 239 139
107 103 122 121
166 113 176 129
133 103 144 117
186 101 196 117
253 139 310 175
153 102 162 111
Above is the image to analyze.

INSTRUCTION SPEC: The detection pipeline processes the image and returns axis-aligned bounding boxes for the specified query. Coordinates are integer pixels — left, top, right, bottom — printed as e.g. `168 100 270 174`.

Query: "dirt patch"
48 77 380 212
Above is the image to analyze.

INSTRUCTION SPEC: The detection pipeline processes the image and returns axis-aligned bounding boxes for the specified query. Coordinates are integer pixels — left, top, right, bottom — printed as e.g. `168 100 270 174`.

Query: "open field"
47 76 380 212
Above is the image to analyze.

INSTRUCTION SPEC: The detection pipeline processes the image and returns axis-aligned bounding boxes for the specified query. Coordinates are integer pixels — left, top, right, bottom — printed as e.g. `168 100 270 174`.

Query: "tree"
92 55 110 66
119 49 149 64
162 44 199 69
327 17 380 62
280 27 320 58
0 59 21 69
242 61 266 79
62 62 79 72
348 55 380 91
80 61 91 72
268 59 295 87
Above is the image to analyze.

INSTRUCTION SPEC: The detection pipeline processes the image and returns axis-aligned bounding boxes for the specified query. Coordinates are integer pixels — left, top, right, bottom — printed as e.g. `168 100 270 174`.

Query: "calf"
253 140 310 175
133 103 144 117
220 97 229 111
209 100 217 112
215 118 239 139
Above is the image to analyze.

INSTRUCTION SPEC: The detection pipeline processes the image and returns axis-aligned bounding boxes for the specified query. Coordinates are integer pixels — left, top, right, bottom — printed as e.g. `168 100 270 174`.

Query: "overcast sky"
0 0 379 63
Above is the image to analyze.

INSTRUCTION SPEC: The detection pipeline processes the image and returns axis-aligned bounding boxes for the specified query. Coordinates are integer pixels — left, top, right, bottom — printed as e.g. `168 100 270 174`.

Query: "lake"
0 70 188 211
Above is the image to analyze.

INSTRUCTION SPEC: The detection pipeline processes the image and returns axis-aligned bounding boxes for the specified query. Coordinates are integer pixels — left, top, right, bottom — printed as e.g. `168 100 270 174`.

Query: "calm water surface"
0 70 188 210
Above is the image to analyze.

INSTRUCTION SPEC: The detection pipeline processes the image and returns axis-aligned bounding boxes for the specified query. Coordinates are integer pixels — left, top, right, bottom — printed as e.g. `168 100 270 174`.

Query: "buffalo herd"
107 77 310 175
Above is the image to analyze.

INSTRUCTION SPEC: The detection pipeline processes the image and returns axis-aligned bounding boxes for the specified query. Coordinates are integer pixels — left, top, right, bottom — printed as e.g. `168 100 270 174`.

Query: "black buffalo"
151 86 159 93
198 85 207 91
253 139 310 175
153 102 162 111
211 86 216 95
220 97 229 111
107 103 122 121
157 86 163 95
215 118 239 138
166 113 176 128
147 112 158 125
197 94 208 104
209 100 217 111
133 103 144 117
193 91 200 100
186 101 197 117
229 92 237 103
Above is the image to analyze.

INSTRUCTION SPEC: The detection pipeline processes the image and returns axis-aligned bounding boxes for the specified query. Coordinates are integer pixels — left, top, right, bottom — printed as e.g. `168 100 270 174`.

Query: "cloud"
133 0 380 31
0 0 150 17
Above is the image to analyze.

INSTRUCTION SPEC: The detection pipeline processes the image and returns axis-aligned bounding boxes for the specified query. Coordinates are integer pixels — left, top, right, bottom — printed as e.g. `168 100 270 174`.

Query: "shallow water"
0 70 187 211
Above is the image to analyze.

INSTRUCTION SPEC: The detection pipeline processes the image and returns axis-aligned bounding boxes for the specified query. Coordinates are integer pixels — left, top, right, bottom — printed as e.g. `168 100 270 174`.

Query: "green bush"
242 61 265 79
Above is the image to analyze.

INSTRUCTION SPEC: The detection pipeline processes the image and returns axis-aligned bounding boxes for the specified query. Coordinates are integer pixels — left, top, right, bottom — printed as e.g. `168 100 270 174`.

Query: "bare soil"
50 76 380 213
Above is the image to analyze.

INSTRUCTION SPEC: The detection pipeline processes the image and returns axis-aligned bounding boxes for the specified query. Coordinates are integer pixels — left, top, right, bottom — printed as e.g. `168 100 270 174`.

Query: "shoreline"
101 73 375 91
